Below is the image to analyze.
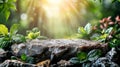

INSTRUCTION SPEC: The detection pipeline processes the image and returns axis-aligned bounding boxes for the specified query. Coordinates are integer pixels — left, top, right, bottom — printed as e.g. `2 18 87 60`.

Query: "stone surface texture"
11 39 108 63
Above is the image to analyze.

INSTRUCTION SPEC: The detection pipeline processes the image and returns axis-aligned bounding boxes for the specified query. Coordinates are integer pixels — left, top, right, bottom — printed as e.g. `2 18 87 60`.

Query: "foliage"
94 16 120 47
0 24 26 50
77 23 92 39
70 48 120 66
21 53 27 61
11 56 17 60
69 49 102 65
77 52 88 63
26 27 40 39
21 53 35 64
0 24 8 36
0 0 16 22
77 16 120 48
0 23 46 50
26 27 47 40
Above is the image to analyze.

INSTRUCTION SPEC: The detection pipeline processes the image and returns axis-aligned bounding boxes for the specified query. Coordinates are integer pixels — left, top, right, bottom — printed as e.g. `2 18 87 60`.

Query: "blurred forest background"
0 0 120 38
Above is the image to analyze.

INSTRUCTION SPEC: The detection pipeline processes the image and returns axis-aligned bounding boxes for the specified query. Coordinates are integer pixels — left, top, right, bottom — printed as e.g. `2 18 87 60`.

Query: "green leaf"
109 39 120 47
8 3 16 10
21 54 27 61
10 24 19 36
69 57 80 64
105 27 113 34
0 37 12 50
4 10 10 21
11 56 17 60
87 49 101 61
0 9 10 22
12 34 26 43
26 32 40 39
26 27 40 39
78 27 87 34
0 12 7 22
32 27 40 33
26 57 35 64
97 34 109 42
0 24 8 36
77 51 88 63
84 23 92 34
82 62 91 67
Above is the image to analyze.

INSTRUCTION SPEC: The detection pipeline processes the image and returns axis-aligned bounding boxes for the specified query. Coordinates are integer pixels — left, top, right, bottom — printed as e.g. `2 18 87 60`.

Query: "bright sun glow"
47 0 62 5
25 0 87 38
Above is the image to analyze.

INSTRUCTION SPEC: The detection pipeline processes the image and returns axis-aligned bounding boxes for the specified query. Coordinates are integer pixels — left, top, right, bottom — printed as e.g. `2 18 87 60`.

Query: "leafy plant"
77 16 120 48
77 52 88 63
77 23 92 39
94 16 120 47
11 56 17 60
0 0 16 22
87 49 101 61
69 49 102 65
21 53 27 61
21 53 35 64
26 27 40 39
26 27 47 40
0 24 26 50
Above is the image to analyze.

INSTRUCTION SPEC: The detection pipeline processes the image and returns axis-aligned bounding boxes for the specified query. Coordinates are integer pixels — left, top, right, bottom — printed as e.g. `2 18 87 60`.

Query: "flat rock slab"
11 39 108 62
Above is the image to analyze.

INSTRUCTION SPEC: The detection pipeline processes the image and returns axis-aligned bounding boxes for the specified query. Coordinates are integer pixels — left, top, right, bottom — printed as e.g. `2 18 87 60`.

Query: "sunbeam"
23 0 88 38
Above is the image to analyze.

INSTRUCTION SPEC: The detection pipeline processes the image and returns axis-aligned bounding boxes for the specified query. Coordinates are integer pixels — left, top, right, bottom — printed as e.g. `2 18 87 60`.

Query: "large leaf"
0 24 8 36
10 24 19 36
84 23 92 34
77 51 88 63
87 49 101 61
